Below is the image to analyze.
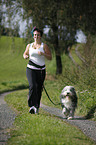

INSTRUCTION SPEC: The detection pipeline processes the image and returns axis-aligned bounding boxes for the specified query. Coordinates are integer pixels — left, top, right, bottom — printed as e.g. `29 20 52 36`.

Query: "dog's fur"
60 86 78 120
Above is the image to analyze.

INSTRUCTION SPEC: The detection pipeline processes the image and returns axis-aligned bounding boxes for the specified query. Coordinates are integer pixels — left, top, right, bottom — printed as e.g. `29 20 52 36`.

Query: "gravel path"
0 92 96 144
0 92 16 145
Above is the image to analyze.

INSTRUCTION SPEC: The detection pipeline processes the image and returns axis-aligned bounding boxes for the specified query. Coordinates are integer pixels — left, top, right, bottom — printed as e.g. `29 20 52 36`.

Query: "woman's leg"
26 68 37 107
36 69 46 109
26 68 46 112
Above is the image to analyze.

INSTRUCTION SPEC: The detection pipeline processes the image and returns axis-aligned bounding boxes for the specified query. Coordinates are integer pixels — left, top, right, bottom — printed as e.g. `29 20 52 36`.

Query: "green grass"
0 36 28 92
5 90 95 145
70 45 82 66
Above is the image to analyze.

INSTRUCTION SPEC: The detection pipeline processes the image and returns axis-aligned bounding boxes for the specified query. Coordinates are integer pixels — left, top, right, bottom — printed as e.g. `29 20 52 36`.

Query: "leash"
43 85 61 106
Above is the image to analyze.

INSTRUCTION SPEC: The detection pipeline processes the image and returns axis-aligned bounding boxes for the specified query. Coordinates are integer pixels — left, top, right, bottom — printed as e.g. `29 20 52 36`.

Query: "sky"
76 30 86 43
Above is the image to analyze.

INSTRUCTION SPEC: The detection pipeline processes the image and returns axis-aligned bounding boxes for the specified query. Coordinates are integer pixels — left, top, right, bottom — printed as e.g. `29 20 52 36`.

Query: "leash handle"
43 85 61 106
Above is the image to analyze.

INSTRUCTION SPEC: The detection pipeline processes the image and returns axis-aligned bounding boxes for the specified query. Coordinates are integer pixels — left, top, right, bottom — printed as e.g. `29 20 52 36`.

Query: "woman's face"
33 30 41 41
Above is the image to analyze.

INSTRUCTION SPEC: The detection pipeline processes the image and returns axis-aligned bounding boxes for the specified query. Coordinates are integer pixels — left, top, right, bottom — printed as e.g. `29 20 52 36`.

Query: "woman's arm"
38 44 52 60
23 44 30 59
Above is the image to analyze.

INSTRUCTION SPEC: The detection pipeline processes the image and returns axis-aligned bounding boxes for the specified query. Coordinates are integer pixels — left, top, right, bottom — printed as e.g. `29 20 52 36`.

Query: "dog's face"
60 86 76 99
60 86 77 109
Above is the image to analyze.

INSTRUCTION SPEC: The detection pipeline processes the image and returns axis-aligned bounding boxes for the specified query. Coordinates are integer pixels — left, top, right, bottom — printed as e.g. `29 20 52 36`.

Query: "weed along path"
0 92 96 144
41 103 96 143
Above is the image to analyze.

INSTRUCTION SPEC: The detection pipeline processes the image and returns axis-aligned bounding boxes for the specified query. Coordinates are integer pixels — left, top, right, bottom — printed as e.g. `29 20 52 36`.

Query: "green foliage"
77 90 96 119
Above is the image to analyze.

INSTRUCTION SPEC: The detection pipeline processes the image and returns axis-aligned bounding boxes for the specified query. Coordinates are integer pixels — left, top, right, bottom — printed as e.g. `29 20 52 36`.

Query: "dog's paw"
62 108 66 113
67 116 73 120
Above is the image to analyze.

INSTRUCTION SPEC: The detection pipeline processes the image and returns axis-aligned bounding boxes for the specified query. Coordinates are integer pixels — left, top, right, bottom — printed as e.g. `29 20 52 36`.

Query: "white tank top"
27 42 46 70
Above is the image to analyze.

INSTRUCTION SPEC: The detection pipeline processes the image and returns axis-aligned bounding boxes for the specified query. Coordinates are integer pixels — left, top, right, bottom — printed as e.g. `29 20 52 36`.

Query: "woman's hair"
31 26 43 37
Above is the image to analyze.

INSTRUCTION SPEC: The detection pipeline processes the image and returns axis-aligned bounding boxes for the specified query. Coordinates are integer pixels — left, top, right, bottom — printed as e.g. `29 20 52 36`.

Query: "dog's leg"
62 107 69 118
62 107 66 114
67 107 75 120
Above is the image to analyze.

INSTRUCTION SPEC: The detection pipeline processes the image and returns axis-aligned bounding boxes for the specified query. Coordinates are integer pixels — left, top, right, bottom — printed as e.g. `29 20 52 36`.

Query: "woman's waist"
28 59 45 68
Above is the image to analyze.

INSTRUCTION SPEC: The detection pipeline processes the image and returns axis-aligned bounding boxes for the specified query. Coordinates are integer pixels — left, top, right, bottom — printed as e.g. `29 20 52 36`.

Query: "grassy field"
0 36 96 144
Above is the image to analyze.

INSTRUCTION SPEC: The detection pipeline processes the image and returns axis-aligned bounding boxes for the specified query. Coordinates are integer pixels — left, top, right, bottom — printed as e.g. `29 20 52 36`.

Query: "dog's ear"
72 94 78 104
70 87 75 92
71 87 77 95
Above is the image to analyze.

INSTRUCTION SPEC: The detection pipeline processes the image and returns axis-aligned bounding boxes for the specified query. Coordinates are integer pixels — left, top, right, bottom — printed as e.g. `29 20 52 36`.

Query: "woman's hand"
38 50 52 60
23 44 30 59
38 51 43 56
23 54 29 59
38 44 52 60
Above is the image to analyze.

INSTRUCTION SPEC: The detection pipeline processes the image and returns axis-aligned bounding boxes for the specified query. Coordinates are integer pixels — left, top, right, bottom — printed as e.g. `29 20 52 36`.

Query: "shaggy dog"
60 86 78 120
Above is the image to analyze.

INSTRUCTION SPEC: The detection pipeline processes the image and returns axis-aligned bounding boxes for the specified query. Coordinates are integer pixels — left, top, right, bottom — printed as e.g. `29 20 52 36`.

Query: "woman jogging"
23 26 52 114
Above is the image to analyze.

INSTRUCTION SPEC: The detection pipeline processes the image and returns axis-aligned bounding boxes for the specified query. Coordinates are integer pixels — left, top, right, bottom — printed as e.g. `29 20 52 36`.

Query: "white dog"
60 86 78 120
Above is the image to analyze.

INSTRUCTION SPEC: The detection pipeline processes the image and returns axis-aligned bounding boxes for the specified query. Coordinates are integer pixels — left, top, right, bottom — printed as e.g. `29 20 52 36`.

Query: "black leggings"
26 68 46 108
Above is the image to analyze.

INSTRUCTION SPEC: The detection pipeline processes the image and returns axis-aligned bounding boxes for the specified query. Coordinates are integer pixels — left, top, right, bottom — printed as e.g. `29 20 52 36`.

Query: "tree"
71 0 96 35
21 0 77 74
2 0 96 73
0 25 20 37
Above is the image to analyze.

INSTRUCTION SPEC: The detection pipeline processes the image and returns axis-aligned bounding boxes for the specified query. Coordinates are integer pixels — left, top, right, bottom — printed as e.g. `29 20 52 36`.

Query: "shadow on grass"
0 84 29 94
85 106 96 119
59 116 86 120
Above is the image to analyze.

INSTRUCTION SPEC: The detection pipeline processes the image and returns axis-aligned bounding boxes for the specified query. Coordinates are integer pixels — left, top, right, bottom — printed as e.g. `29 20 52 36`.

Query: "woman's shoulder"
27 42 34 48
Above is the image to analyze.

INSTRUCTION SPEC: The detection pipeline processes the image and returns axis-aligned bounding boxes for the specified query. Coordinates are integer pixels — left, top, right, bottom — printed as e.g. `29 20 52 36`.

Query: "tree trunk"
52 24 62 74
54 32 62 74
55 52 62 74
